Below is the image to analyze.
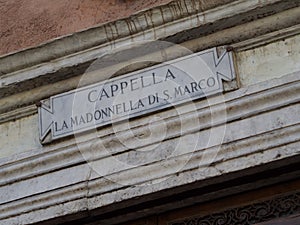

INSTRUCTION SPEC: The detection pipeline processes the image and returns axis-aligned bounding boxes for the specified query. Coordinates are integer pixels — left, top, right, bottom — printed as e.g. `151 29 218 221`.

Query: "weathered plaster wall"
0 0 172 56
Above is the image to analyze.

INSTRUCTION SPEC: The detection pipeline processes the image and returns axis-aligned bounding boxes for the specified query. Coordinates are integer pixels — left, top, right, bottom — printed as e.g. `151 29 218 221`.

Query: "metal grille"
169 192 300 225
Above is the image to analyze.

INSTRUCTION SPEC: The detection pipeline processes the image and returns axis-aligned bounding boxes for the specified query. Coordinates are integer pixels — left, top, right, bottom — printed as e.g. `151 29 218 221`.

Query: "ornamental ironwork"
170 192 300 225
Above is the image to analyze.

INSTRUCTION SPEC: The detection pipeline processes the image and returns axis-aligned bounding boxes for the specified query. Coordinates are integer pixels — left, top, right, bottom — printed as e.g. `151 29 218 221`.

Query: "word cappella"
87 69 176 102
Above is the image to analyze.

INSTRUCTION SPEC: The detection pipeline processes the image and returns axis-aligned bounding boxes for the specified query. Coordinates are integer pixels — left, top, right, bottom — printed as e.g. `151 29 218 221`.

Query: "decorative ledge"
0 0 299 105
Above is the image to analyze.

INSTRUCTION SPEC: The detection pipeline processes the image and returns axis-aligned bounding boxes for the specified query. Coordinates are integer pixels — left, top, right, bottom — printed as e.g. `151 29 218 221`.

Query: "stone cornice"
0 72 299 224
0 71 299 184
0 0 235 75
0 0 299 108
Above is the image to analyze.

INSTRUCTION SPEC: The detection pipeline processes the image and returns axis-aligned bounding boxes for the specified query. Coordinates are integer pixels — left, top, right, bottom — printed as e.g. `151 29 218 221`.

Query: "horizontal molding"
0 105 36 124
0 0 291 75
0 6 300 115
0 72 299 187
232 23 300 51
0 1 299 106
86 104 300 197
0 0 235 74
1 116 300 223
0 73 299 224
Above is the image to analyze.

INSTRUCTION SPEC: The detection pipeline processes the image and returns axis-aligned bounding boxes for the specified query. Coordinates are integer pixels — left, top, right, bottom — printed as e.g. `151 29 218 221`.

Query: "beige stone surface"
237 35 300 86
0 114 42 159
1 33 300 159
0 72 299 224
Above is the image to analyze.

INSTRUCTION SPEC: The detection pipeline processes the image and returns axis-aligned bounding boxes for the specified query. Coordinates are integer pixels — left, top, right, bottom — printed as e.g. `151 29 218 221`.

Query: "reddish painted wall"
0 0 172 56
